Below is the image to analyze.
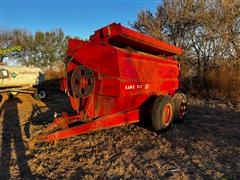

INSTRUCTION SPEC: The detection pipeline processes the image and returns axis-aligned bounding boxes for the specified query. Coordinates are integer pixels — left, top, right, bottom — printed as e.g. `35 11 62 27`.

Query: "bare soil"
0 92 240 179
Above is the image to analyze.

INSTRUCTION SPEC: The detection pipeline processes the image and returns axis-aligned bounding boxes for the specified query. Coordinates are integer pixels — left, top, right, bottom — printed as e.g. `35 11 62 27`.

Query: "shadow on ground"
0 91 239 178
0 97 33 179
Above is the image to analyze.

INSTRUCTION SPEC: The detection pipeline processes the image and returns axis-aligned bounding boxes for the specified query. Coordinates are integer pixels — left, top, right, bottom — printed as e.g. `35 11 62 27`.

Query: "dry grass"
182 61 240 102
44 63 65 80
204 62 240 101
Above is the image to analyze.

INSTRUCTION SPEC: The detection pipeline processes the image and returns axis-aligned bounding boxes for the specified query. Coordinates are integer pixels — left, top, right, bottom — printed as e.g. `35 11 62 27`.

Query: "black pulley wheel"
71 65 94 98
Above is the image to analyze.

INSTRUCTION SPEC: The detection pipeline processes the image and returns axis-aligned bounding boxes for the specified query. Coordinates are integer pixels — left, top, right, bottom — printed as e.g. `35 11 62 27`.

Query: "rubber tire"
173 93 187 122
151 95 174 131
33 88 48 101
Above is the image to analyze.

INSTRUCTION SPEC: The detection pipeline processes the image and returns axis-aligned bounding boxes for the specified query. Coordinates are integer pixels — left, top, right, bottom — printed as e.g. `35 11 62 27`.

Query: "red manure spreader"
33 23 187 142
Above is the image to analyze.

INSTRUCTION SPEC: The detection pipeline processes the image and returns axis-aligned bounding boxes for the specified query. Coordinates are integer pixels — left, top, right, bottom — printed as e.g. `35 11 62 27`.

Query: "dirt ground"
0 92 240 179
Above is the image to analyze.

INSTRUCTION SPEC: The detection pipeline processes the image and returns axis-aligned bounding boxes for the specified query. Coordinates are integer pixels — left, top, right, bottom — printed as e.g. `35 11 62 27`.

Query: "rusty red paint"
35 23 183 142
35 109 140 142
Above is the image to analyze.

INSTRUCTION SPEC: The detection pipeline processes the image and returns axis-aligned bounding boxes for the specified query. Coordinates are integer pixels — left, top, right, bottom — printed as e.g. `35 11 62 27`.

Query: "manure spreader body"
32 23 187 143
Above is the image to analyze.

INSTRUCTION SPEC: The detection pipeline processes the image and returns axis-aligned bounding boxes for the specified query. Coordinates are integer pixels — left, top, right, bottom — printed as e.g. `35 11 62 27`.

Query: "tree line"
132 0 240 77
0 29 67 68
1 0 239 72
131 0 240 99
1 0 239 99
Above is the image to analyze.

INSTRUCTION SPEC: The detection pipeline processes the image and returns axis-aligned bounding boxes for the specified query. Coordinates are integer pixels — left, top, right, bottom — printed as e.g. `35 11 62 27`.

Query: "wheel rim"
39 90 46 99
163 104 171 125
179 102 186 119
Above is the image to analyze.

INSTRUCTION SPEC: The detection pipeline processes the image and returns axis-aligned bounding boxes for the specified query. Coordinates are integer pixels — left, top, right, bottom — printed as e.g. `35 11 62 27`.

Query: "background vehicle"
0 65 47 102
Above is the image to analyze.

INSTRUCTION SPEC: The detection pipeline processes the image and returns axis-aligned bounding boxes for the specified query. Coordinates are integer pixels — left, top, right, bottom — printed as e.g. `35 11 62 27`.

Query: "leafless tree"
132 0 240 76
